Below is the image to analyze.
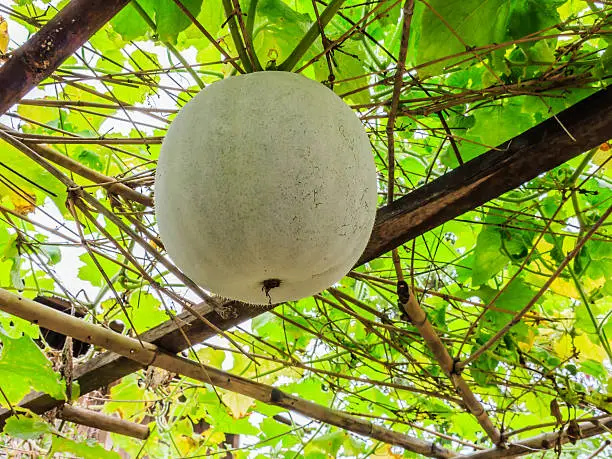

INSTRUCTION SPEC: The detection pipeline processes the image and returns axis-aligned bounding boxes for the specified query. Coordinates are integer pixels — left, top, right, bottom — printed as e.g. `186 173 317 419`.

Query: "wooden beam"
357 86 612 265
460 417 612 459
0 0 130 115
1 87 610 430
0 299 267 426
0 289 457 458
59 404 150 440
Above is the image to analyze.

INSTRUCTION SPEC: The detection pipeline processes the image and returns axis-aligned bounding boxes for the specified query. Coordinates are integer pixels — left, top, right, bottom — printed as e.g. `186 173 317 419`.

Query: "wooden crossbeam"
358 85 611 265
0 0 130 115
460 417 612 459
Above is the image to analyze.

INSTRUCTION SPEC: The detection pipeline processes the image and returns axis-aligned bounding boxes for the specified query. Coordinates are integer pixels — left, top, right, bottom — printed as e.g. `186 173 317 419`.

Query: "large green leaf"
4 414 52 440
471 228 509 285
0 333 65 405
51 436 122 459
410 0 512 76
110 0 204 43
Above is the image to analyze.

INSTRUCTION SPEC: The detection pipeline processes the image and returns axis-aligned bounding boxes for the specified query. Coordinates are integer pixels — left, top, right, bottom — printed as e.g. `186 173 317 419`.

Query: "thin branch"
221 0 253 73
0 124 153 207
588 439 611 459
11 134 163 145
386 0 415 280
18 98 177 114
230 0 261 70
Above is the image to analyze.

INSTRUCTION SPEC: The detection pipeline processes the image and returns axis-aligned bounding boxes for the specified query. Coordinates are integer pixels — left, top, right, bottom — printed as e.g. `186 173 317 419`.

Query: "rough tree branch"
0 0 130 115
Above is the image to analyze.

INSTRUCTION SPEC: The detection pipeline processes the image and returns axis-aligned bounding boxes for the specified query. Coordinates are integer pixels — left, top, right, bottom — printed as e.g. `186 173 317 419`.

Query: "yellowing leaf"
554 334 574 360
201 428 226 445
175 434 198 455
103 374 151 422
574 334 608 362
0 16 8 55
220 391 254 419
550 278 580 299
593 144 611 171
535 238 555 254
517 327 536 352
371 445 402 459
196 347 225 368
10 191 36 216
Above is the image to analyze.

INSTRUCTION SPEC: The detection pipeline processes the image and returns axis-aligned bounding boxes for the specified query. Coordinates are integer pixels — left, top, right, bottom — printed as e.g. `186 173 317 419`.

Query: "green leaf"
0 141 67 215
0 310 39 339
109 2 152 41
0 333 66 405
471 229 509 285
310 430 345 456
110 0 203 43
102 374 147 421
253 0 311 67
477 278 535 334
156 0 204 43
257 416 294 447
580 359 607 379
506 0 564 40
76 150 104 172
410 0 512 76
51 436 122 459
78 253 121 287
128 290 168 333
442 98 535 166
4 414 52 440
314 39 370 105
200 391 259 435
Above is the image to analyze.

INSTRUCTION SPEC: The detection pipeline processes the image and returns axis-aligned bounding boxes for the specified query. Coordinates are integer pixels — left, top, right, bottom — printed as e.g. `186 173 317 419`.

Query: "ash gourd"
155 71 377 304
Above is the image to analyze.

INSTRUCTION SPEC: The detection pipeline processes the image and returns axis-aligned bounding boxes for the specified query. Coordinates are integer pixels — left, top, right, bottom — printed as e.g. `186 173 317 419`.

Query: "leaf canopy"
0 0 610 457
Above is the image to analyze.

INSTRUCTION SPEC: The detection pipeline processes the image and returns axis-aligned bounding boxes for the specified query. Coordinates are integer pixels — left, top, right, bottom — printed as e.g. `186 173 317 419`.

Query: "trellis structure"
0 0 610 458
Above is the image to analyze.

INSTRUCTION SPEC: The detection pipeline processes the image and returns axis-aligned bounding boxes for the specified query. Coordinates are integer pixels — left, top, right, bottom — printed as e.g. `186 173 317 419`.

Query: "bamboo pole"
397 282 501 444
59 404 149 440
0 289 456 459
460 417 612 459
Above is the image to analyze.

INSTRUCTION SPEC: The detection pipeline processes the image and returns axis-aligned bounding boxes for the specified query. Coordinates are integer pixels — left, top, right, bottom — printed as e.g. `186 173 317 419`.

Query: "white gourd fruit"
155 71 377 304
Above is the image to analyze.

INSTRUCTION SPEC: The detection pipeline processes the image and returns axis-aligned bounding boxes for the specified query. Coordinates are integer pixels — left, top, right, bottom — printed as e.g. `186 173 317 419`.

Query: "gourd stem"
222 0 254 72
246 0 263 70
278 0 346 72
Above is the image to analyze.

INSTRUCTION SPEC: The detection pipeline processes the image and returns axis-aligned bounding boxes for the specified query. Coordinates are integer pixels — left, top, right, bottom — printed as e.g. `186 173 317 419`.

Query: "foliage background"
0 0 610 457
